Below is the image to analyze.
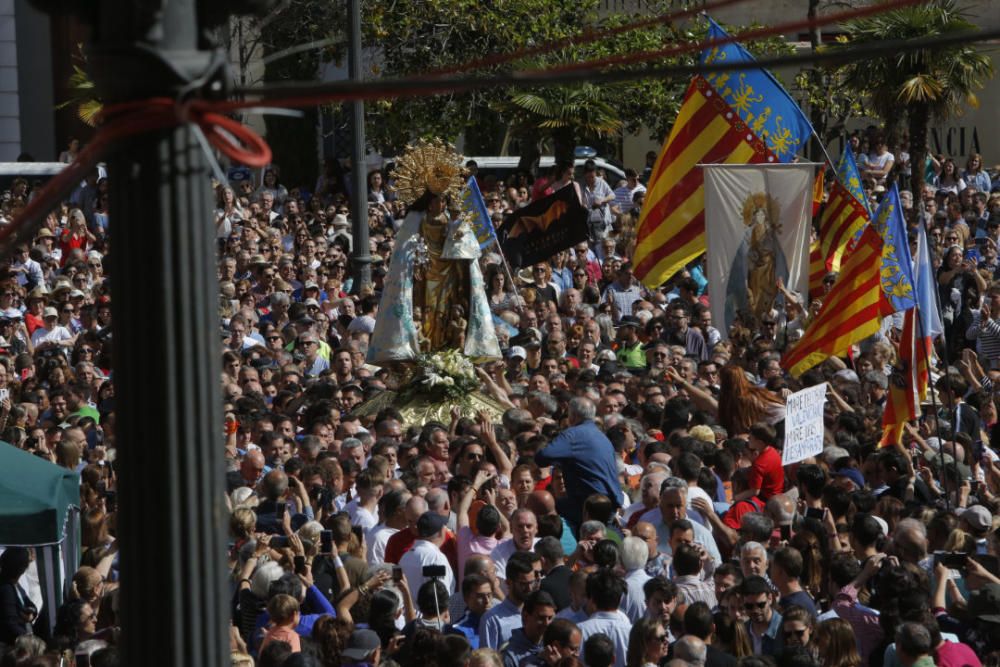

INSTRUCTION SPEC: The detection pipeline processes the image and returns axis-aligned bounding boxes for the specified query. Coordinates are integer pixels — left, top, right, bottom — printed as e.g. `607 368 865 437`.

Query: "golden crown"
391 139 465 207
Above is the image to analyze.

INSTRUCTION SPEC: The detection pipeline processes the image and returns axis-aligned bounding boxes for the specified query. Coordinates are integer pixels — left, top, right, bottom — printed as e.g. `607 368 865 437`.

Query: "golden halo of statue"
391 138 466 208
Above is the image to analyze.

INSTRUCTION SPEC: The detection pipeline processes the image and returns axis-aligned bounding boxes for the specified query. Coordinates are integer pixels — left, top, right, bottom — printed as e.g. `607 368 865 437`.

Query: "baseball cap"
43 307 58 319
341 629 381 661
416 511 448 538
615 315 641 329
507 346 527 360
832 467 865 489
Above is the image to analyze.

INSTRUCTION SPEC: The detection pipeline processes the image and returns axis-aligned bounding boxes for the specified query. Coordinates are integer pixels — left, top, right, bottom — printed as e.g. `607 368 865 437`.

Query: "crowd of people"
2 128 1000 667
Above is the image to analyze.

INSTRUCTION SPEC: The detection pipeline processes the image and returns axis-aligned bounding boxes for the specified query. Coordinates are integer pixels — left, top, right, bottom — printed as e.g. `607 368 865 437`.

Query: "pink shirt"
260 625 301 655
936 640 981 667
456 525 499 580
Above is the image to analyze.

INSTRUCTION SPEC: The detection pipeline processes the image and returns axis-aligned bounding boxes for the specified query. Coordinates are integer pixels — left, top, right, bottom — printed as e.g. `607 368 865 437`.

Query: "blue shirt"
447 610 482 648
479 598 522 650
502 628 542 667
535 421 623 529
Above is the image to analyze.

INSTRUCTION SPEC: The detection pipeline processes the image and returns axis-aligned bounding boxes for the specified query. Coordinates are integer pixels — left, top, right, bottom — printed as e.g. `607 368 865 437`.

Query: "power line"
231 26 1000 107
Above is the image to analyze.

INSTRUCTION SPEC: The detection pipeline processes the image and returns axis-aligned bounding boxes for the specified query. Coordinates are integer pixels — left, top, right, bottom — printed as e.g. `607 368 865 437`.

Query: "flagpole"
490 232 522 306
912 300 950 511
808 129 838 176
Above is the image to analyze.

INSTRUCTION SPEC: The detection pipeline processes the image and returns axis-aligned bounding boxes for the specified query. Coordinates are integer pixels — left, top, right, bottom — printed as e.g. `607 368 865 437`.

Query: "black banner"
498 185 589 268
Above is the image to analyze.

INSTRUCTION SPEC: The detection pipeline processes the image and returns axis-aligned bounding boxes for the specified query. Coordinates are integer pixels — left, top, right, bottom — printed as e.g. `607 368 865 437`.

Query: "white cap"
507 346 526 360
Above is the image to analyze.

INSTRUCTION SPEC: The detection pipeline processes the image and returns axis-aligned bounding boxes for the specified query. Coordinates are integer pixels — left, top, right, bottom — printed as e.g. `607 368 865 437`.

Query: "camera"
422 565 447 578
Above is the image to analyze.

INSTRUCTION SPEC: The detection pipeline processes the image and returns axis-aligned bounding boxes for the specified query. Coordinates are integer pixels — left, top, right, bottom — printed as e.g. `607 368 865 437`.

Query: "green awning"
0 443 80 545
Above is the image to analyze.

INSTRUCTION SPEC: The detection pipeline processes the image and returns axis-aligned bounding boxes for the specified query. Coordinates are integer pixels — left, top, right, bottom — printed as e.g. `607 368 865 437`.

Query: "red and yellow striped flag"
881 308 933 445
808 240 826 299
782 225 893 377
633 77 776 287
818 162 870 277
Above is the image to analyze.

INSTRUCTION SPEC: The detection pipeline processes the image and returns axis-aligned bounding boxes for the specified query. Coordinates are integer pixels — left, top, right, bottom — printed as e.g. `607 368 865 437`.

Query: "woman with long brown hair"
717 365 785 435
672 364 784 437
813 618 862 667
626 617 669 667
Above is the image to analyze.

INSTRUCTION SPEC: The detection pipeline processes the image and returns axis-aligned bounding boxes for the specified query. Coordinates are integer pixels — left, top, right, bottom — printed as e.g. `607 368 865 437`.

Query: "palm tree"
503 84 623 171
836 0 993 196
56 45 102 127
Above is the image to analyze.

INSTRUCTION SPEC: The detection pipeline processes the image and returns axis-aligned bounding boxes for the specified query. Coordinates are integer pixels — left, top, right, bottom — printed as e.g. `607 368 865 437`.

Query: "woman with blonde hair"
813 618 861 667
713 609 753 658
468 648 504 667
231 652 254 667
963 153 992 192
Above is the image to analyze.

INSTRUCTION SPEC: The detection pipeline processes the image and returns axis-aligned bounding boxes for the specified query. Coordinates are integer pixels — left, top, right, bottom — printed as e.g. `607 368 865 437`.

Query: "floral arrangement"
400 349 479 402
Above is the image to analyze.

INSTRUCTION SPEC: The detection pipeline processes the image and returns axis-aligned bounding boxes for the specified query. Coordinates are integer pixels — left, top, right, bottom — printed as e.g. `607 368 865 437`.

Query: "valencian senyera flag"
702 164 815 337
783 184 915 377
882 224 943 444
817 148 872 278
498 184 588 269
807 167 826 298
633 17 814 288
460 176 496 250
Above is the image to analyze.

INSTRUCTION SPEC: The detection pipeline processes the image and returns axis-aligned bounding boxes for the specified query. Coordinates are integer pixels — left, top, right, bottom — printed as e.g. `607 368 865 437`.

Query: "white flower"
442 377 454 386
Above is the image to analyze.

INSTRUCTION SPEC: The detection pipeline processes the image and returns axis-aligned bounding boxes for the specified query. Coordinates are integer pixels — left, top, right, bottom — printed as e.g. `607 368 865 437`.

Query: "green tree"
504 85 623 167
364 0 793 168
835 0 994 195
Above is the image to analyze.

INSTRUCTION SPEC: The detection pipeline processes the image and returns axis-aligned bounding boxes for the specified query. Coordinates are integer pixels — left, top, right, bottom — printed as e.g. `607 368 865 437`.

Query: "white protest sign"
782 383 827 465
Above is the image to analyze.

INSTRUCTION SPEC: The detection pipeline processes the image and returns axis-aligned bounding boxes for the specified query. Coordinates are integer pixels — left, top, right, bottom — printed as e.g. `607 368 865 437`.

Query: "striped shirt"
965 311 1000 368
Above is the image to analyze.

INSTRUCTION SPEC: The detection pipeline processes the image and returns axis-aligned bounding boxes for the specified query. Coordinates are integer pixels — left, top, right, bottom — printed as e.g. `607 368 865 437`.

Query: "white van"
464 156 627 185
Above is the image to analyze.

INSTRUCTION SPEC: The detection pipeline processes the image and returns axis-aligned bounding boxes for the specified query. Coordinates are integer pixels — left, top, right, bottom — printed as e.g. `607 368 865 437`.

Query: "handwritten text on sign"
782 383 827 465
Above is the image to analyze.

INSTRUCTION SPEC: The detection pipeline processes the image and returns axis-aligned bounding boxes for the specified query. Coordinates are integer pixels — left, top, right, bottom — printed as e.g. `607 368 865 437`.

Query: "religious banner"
459 176 496 250
702 163 816 338
782 383 827 465
498 184 588 268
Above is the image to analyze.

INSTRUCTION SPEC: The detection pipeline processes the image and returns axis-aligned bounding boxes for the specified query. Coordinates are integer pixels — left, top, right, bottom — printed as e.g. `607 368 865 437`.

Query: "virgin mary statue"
367 140 501 365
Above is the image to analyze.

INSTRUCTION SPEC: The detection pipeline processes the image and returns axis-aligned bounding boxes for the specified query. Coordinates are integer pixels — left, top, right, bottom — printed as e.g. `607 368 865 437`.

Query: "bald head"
464 554 495 577
674 636 706 667
766 493 795 526
261 469 288 501
404 496 429 523
525 490 556 516
426 488 450 515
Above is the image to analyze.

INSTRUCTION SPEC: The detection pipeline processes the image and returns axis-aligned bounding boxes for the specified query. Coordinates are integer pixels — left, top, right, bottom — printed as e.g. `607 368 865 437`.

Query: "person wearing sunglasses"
740 575 783 657
625 616 669 667
781 605 815 650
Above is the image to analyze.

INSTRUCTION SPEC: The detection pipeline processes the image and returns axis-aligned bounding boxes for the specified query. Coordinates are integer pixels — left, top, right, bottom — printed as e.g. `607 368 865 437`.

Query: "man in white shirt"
639 478 721 568
612 168 646 213
399 512 455 600
582 165 615 241
11 245 43 289
366 489 410 564
345 468 381 532
492 508 539 583
620 537 651 623
31 307 76 351
578 572 631 667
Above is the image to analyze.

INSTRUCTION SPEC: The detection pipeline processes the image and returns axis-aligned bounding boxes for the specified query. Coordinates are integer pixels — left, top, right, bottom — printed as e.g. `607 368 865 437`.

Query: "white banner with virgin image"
702 163 817 339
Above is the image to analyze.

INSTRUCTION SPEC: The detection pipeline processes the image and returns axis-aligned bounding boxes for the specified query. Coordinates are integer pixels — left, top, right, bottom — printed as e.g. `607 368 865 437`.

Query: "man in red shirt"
735 422 784 502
